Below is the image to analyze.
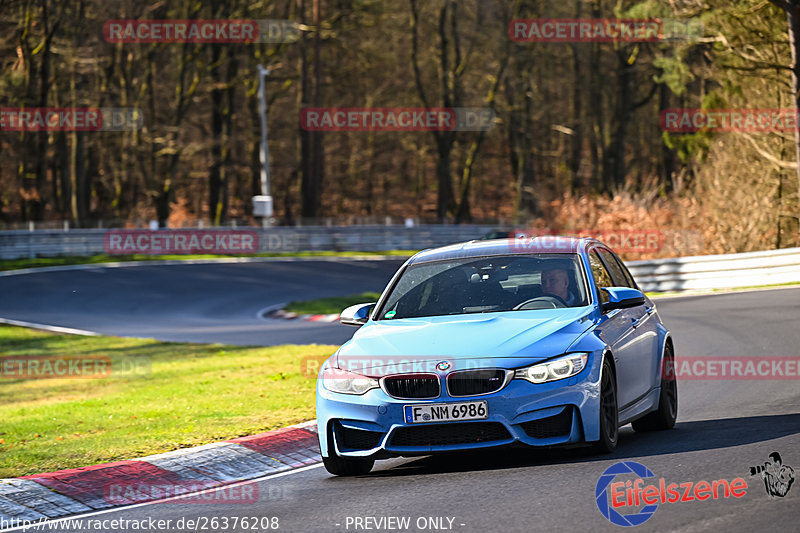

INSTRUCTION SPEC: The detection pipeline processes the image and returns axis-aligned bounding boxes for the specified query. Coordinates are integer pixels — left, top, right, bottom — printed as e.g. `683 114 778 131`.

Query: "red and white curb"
267 309 341 323
0 421 320 522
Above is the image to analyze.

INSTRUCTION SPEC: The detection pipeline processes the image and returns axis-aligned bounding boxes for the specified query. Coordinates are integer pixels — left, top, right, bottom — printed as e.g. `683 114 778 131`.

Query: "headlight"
514 353 588 384
322 366 380 395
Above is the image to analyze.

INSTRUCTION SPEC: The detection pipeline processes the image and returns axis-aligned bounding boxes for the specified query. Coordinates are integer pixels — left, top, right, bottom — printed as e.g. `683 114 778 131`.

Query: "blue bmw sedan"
316 236 677 475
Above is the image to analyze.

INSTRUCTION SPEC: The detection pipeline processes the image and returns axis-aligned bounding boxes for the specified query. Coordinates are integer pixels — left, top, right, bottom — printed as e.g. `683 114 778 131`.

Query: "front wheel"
591 357 619 453
632 344 678 432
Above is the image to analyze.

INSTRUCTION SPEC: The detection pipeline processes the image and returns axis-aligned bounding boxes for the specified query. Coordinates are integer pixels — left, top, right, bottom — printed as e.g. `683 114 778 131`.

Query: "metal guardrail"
1 227 799 292
0 225 497 260
627 247 800 292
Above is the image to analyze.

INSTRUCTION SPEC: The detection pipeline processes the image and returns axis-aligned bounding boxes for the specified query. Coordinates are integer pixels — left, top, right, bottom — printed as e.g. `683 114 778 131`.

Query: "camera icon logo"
749 452 795 498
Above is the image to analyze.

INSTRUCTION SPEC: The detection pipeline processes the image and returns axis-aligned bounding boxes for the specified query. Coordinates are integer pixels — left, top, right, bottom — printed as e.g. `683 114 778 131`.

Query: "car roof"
408 236 603 265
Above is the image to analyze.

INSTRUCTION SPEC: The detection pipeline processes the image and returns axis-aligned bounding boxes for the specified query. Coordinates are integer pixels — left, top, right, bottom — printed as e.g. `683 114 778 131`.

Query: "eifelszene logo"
749 452 795 498
596 462 659 527
595 461 748 527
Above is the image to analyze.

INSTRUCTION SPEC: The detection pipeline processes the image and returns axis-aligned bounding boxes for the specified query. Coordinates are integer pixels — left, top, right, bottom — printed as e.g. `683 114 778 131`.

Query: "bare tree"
767 0 800 227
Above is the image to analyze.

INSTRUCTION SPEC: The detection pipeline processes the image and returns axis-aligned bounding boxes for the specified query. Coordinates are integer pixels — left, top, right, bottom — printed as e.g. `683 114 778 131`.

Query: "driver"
541 267 577 306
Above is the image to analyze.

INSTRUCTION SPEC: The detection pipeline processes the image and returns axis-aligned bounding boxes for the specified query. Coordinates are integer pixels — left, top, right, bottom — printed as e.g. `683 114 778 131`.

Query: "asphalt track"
1 263 799 532
0 259 405 346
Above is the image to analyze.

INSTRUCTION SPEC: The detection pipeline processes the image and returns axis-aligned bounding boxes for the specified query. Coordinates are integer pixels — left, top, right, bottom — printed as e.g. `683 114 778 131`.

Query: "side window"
612 254 638 289
598 248 632 288
588 250 613 304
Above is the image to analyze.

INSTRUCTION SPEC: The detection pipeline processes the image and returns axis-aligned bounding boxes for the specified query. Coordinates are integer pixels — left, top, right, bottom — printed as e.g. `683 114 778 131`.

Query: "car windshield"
377 254 589 320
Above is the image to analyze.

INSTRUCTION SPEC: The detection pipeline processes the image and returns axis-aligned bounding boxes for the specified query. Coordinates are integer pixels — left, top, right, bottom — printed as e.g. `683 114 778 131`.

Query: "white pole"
256 65 274 227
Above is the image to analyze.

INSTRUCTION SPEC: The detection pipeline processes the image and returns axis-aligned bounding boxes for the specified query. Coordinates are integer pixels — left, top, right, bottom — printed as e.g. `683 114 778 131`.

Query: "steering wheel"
513 295 567 310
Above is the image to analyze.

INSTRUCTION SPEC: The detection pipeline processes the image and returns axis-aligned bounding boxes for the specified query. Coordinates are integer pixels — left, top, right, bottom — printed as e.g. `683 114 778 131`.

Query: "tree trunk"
659 82 675 193
209 43 235 225
568 0 583 192
435 137 454 219
519 84 538 219
410 0 456 221
55 132 70 218
506 79 539 223
786 4 800 228
455 46 508 222
209 44 224 225
69 47 87 225
33 1 54 221
299 0 320 219
70 131 87 225
312 0 325 216
602 51 634 193
588 0 603 192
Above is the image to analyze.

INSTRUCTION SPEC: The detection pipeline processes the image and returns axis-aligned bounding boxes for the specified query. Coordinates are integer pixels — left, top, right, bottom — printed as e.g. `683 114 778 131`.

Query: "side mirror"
340 302 376 326
601 287 645 312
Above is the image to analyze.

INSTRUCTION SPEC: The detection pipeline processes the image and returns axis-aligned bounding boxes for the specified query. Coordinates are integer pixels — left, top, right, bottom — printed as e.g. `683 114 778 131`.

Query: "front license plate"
404 401 488 424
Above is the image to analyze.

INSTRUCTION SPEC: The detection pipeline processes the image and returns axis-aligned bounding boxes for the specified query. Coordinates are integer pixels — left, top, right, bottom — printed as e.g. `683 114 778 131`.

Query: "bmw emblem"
436 361 451 371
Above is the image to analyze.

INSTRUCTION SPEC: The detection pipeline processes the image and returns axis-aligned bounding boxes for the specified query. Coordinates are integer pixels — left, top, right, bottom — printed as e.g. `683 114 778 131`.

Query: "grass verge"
0 325 335 478
284 292 382 315
0 250 416 273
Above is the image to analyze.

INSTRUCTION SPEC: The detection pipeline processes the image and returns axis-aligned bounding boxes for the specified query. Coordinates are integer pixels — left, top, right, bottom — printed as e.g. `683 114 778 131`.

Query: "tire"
322 425 374 476
322 454 374 476
632 344 678 432
591 357 619 453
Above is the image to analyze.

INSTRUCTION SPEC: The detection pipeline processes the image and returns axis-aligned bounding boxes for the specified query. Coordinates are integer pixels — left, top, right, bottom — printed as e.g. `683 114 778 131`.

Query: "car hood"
335 307 596 375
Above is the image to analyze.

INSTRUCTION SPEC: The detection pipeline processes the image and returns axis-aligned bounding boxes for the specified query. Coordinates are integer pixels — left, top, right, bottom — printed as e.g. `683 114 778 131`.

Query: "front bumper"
316 354 603 458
